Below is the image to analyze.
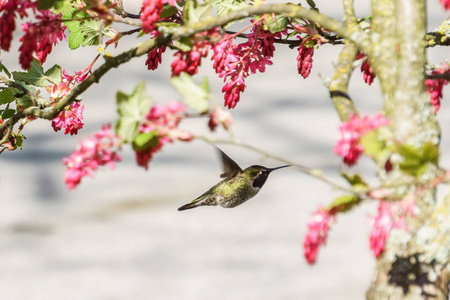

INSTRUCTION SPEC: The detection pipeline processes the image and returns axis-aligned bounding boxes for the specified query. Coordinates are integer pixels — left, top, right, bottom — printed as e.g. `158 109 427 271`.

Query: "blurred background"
1 1 449 299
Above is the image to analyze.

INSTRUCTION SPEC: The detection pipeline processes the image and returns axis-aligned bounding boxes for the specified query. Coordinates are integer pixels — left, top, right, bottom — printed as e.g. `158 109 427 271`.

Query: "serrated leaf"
16 95 33 108
397 142 439 177
44 64 62 84
81 20 104 46
132 131 160 151
328 195 360 213
37 0 66 10
170 73 209 113
67 25 84 49
12 60 61 87
115 81 152 143
0 89 15 105
265 15 289 33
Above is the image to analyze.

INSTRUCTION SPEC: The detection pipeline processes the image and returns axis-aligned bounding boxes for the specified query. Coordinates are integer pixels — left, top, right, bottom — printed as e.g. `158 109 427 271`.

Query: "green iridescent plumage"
178 148 289 211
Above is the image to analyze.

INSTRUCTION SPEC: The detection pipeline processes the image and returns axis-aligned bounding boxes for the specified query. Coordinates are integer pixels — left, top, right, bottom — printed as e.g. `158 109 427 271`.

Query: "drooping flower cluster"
19 9 66 69
171 41 210 76
140 0 177 33
211 25 279 108
425 65 449 114
297 39 315 79
356 52 376 85
63 124 122 189
0 0 36 51
334 113 390 166
146 46 167 70
369 199 415 258
303 207 336 264
51 102 85 135
136 101 192 169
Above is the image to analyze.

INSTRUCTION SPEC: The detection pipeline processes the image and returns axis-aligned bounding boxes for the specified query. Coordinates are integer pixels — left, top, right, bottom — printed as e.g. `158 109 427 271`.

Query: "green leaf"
265 15 289 33
12 60 61 87
37 0 66 10
115 81 152 143
132 131 160 151
0 62 11 78
183 0 213 26
160 4 178 19
360 130 389 160
204 0 246 15
306 0 317 8
170 73 209 113
0 89 15 105
340 171 368 191
16 95 33 108
1 108 15 119
397 142 439 176
81 20 105 47
172 37 193 52
328 195 361 213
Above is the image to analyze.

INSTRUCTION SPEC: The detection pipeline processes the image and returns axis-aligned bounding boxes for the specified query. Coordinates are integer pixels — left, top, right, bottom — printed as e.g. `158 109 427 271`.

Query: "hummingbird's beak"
268 165 290 173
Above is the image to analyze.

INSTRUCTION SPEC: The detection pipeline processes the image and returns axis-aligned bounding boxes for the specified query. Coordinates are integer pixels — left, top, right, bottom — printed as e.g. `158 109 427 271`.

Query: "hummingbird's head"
244 165 290 189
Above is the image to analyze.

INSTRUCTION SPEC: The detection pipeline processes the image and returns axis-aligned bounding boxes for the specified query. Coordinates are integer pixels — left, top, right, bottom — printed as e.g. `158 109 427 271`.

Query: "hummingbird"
178 148 290 211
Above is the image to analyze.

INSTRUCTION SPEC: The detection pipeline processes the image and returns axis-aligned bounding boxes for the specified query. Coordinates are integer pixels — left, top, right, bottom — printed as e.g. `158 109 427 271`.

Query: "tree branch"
328 43 359 121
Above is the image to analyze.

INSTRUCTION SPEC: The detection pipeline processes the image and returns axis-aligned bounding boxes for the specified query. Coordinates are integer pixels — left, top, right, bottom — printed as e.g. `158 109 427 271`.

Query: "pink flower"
297 43 314 79
303 208 336 264
425 65 449 114
211 27 276 109
19 9 66 69
52 102 85 135
63 124 122 189
440 0 450 10
369 199 415 258
334 113 390 166
146 46 166 70
136 101 191 169
356 52 376 85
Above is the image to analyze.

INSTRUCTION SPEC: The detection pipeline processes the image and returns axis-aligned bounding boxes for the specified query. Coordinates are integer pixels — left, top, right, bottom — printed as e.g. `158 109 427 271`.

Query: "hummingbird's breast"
218 177 260 208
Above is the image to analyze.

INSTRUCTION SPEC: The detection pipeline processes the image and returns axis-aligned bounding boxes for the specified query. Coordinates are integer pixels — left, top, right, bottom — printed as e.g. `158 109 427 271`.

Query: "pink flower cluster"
425 66 449 114
63 124 122 189
297 41 314 79
136 101 192 169
0 0 36 51
211 25 279 108
140 0 176 33
440 0 450 10
49 69 90 135
146 46 167 70
369 199 415 258
171 40 210 76
19 10 66 69
334 113 390 166
51 102 85 135
303 208 336 264
356 52 375 85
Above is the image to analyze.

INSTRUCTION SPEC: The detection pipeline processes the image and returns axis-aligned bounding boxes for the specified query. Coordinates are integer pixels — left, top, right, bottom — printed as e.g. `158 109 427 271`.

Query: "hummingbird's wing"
216 147 243 178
